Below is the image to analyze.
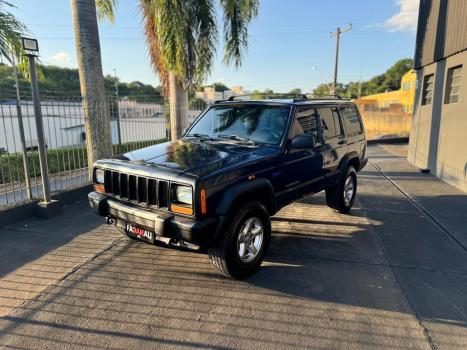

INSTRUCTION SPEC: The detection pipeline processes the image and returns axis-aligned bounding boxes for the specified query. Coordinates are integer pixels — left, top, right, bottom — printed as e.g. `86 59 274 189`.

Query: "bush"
0 138 167 185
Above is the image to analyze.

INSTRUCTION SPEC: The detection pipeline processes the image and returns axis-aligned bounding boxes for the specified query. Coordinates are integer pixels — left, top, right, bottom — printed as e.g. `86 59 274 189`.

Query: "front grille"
104 170 169 208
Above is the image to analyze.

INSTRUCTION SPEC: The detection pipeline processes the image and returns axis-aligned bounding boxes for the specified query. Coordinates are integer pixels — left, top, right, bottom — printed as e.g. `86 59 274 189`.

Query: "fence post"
27 54 51 203
115 99 122 148
12 58 33 199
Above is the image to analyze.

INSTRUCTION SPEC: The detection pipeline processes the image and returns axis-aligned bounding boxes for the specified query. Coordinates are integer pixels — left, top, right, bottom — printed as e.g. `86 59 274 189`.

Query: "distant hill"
0 63 162 101
312 58 414 98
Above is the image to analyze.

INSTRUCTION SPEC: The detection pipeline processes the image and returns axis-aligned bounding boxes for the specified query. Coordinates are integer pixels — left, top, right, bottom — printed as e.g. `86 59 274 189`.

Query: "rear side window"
341 106 363 137
289 107 319 140
319 107 342 139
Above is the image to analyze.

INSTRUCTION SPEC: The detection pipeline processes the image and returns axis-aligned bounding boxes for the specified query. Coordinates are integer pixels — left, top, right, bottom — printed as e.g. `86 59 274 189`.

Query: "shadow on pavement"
0 177 466 348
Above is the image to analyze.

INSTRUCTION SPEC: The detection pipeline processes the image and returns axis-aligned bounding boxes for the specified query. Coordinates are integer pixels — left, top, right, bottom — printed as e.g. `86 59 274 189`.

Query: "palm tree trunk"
168 71 189 141
71 0 112 178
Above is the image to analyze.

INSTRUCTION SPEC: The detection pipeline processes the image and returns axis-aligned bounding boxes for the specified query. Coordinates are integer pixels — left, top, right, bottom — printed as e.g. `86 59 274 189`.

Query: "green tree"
211 82 230 92
312 58 414 98
288 88 302 95
141 0 259 141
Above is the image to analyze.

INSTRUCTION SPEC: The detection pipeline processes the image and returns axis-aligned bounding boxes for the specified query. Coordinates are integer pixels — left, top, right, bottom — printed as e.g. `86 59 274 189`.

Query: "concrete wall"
408 50 467 192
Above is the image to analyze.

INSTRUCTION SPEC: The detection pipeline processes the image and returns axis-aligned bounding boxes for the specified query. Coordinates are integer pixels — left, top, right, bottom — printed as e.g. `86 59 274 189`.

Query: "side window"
341 106 363 137
422 74 434 105
445 65 462 104
290 106 318 140
319 107 342 139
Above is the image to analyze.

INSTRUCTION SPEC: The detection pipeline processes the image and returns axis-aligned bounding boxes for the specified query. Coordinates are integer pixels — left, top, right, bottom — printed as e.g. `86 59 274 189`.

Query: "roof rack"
217 93 345 103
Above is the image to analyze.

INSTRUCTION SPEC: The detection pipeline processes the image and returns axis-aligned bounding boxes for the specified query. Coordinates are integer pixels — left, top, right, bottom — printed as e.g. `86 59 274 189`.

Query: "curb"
0 184 92 227
367 137 409 145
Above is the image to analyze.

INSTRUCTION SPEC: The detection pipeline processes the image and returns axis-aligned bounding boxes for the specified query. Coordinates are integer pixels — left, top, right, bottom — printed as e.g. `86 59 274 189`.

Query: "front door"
279 106 325 203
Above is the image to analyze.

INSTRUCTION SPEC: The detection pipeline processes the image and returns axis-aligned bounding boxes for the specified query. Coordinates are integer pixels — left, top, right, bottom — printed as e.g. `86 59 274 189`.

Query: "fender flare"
216 178 277 216
337 152 360 180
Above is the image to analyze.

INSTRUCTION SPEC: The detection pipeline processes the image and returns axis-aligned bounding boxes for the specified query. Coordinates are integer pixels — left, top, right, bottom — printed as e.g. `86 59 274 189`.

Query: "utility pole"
331 24 352 95
113 69 122 147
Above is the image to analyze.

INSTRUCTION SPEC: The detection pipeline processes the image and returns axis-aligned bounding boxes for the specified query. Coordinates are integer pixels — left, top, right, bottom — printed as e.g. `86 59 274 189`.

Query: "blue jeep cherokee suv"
89 95 367 279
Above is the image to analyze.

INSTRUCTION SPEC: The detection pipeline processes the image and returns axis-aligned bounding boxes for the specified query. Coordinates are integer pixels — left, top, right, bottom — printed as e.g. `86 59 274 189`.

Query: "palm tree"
0 0 26 63
140 0 259 140
70 0 116 178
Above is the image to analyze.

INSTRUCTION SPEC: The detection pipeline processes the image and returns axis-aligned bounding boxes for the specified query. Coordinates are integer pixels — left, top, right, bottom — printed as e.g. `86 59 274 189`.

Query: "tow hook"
105 216 115 225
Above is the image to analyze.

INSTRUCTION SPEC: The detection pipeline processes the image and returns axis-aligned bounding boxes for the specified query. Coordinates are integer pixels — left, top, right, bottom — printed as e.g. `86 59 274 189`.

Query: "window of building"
445 65 462 104
422 74 434 105
340 106 363 137
319 107 342 139
290 107 318 140
403 81 411 91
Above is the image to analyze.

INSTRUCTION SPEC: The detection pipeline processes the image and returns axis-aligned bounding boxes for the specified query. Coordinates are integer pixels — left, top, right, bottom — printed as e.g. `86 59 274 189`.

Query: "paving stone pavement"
0 143 466 349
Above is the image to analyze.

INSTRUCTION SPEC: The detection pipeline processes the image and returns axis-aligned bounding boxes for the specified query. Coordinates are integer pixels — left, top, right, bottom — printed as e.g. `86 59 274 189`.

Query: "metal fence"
0 94 206 209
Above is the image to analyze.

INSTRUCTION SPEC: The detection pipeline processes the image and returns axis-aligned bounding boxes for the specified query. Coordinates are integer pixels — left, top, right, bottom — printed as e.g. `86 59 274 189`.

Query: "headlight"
172 185 193 206
95 168 105 184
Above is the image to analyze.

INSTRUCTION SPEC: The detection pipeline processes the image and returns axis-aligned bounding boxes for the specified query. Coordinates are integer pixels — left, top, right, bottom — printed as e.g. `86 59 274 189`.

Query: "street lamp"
21 37 39 55
21 37 52 205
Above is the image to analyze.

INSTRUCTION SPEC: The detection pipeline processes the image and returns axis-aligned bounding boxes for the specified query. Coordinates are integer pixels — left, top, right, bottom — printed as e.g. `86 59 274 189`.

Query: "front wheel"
209 201 271 279
326 166 357 214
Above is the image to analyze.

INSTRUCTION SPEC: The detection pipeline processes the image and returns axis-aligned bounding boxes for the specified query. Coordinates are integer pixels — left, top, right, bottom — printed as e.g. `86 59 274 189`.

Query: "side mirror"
289 134 316 149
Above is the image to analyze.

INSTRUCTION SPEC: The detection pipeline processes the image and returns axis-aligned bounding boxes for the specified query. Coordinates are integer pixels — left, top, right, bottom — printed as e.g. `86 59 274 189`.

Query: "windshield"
186 105 291 145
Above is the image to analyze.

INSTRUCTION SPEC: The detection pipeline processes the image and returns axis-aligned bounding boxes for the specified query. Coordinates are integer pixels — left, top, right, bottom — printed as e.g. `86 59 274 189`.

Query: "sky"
11 0 420 92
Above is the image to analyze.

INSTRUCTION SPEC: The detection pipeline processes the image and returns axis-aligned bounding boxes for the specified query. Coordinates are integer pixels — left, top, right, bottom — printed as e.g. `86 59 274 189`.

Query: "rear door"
317 105 347 184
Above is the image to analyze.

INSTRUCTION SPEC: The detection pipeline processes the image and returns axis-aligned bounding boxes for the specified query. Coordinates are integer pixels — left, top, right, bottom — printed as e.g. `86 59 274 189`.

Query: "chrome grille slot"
120 174 128 198
148 179 157 205
128 175 137 201
104 170 112 193
138 177 147 203
112 172 120 196
158 180 169 208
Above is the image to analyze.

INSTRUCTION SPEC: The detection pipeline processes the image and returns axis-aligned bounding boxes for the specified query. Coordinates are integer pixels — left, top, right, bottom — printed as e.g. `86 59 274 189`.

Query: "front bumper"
88 192 220 246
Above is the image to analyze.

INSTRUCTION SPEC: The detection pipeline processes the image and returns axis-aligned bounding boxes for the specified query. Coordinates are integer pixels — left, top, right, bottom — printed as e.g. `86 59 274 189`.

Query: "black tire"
208 201 271 279
325 166 357 214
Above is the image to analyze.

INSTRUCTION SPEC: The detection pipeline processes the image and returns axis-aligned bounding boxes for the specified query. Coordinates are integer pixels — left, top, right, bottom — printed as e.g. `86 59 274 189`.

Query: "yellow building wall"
361 70 416 113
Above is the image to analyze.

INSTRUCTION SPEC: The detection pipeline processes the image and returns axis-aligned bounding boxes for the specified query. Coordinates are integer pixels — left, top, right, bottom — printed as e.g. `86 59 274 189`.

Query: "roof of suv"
213 95 353 106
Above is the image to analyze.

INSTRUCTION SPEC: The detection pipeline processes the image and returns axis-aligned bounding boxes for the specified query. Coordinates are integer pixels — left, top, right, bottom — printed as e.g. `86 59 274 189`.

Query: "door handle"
338 140 347 145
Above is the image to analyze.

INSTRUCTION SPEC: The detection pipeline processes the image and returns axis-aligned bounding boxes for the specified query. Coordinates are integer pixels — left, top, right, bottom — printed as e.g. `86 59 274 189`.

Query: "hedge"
0 138 167 185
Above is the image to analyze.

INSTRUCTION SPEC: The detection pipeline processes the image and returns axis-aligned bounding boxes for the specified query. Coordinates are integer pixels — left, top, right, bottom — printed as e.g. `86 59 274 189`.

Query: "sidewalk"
368 143 467 249
0 142 466 349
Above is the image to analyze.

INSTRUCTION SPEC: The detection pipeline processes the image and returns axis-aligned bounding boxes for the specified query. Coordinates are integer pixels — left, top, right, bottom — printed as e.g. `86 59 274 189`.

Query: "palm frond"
0 0 26 62
220 0 258 67
194 0 217 87
140 0 169 93
96 0 118 23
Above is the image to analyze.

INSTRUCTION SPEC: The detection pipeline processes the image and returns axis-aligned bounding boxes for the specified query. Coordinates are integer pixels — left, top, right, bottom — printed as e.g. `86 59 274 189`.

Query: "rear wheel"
209 201 271 279
326 166 357 214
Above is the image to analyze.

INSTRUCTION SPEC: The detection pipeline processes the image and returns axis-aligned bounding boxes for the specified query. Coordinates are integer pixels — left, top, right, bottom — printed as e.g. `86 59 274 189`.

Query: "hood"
116 138 279 178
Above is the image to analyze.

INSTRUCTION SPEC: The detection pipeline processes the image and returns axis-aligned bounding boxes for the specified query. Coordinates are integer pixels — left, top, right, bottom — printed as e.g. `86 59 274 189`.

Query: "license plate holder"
125 223 155 244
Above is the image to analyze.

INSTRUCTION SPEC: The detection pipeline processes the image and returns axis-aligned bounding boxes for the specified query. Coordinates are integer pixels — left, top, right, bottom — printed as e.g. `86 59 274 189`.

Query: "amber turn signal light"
200 188 207 214
171 204 194 216
94 183 105 193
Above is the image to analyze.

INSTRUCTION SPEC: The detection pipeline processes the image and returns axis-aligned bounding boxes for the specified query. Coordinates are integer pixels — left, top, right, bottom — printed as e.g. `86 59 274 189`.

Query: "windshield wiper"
217 134 255 145
186 133 214 141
